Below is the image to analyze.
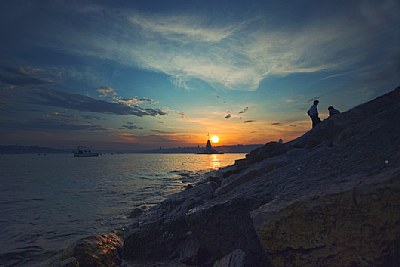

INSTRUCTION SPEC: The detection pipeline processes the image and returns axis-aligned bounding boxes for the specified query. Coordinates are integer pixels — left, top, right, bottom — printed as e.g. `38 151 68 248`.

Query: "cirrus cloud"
24 1 398 92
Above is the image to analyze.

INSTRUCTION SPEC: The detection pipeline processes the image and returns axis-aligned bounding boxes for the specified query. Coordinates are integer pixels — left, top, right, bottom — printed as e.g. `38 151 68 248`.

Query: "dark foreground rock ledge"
58 232 123 267
62 86 400 267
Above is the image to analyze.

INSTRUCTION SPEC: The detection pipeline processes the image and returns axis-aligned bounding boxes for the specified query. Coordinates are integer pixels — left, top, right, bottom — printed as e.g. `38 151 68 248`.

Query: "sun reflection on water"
210 154 221 170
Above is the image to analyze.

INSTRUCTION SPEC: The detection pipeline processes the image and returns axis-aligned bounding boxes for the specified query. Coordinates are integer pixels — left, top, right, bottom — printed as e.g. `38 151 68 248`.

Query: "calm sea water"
0 153 245 266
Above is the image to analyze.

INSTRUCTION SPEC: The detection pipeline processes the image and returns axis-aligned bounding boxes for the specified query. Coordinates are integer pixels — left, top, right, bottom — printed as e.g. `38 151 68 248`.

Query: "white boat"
73 146 99 157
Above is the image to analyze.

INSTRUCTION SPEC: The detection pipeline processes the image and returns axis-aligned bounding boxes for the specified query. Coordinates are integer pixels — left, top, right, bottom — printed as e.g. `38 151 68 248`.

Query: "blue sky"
0 0 399 150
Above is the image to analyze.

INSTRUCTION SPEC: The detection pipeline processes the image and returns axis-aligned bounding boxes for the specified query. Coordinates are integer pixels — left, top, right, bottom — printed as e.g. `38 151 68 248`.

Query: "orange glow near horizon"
180 124 308 147
110 117 312 150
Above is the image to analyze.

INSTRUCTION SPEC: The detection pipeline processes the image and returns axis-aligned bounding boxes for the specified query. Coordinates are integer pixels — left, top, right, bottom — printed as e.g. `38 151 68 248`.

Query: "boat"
73 146 99 157
197 134 224 154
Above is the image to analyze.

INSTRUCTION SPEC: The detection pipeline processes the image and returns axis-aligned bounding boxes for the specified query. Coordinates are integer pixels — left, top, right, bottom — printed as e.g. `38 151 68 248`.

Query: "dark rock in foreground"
124 88 400 266
59 233 123 267
185 199 268 266
64 86 400 266
255 167 400 267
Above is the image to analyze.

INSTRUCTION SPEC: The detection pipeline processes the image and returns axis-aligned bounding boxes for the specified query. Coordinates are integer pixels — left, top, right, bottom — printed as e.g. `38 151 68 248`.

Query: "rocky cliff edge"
60 86 400 267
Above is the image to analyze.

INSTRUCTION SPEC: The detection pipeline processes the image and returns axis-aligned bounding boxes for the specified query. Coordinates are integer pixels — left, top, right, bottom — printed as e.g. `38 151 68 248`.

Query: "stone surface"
255 168 400 267
123 183 215 262
244 141 288 165
215 157 288 196
120 86 400 266
178 237 201 265
213 249 246 267
61 232 123 267
185 199 270 266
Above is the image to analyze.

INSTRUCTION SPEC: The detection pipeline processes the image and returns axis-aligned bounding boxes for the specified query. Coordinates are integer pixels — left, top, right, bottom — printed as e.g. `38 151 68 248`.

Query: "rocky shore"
59 86 400 267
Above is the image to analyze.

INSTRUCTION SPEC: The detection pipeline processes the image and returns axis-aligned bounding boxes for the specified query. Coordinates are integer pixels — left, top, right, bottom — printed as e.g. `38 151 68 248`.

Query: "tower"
205 139 212 152
205 133 212 152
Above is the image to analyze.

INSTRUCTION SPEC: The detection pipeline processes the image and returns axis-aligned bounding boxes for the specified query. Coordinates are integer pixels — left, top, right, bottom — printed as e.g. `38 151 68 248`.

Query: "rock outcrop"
59 232 123 267
65 86 400 266
122 86 400 267
255 168 400 267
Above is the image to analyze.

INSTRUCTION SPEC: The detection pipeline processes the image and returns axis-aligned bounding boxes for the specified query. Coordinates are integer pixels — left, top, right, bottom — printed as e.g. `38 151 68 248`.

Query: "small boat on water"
73 146 99 157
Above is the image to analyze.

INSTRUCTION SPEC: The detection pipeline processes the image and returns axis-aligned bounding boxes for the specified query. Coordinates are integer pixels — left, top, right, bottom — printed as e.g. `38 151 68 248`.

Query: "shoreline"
0 154 245 267
58 86 400 266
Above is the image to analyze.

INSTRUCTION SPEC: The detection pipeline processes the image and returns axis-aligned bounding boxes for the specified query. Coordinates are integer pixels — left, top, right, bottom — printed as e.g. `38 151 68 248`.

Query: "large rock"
254 168 400 267
123 183 215 262
185 199 271 266
244 141 288 165
123 219 184 261
60 232 123 267
215 157 288 196
213 249 246 267
119 85 400 267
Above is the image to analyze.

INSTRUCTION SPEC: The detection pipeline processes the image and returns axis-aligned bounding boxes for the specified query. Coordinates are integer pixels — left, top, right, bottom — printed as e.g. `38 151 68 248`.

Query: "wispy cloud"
118 133 180 144
97 86 159 109
119 97 157 106
122 122 143 130
151 129 170 134
36 1 398 92
174 111 185 118
34 88 149 116
286 96 303 103
0 67 47 86
2 85 167 117
238 107 249 114
17 66 43 75
143 108 167 116
1 117 107 132
128 13 239 43
97 86 118 98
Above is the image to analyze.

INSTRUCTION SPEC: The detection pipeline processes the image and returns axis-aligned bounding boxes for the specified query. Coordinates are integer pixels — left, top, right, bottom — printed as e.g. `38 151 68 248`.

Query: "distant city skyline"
1 0 399 149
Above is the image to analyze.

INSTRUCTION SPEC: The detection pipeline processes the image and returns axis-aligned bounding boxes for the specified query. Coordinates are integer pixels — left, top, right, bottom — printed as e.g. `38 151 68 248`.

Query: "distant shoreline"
0 144 263 155
0 145 70 154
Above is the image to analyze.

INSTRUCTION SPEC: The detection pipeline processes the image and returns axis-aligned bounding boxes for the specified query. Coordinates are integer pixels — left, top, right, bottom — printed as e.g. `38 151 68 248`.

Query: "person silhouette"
328 106 340 117
307 100 320 128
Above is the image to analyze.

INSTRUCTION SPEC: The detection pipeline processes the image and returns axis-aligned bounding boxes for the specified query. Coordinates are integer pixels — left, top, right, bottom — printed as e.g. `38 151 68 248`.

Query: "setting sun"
211 135 220 143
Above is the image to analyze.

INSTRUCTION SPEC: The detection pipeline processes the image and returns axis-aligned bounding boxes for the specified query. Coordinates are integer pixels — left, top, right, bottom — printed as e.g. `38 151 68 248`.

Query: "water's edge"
0 153 245 266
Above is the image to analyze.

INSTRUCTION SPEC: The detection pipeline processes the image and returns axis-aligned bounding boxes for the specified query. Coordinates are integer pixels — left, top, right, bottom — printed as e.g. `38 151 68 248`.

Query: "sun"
211 135 220 143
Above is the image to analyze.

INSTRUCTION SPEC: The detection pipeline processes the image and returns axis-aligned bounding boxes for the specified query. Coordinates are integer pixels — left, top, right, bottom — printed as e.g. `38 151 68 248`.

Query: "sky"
0 0 399 150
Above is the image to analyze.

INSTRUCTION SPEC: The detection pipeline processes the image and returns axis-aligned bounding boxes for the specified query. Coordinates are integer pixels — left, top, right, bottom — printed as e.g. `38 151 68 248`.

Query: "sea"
0 153 245 266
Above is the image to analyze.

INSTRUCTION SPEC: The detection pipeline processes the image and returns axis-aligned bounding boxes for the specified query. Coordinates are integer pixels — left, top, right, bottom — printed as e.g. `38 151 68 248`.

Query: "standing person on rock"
307 100 320 128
